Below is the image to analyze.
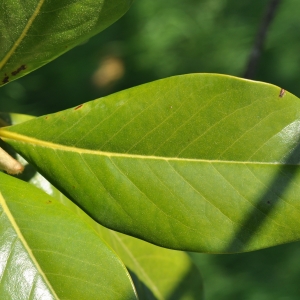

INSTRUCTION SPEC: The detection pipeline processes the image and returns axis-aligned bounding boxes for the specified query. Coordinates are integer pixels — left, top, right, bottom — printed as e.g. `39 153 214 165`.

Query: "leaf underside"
1 73 300 253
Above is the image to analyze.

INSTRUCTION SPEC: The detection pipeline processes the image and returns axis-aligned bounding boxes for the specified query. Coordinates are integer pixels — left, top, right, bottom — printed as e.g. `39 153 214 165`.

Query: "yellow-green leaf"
1 74 300 253
0 172 137 299
31 168 204 299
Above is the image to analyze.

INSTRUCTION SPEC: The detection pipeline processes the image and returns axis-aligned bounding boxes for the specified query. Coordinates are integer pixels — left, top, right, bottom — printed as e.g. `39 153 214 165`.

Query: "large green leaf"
29 164 204 299
1 73 300 253
0 0 133 86
0 172 137 299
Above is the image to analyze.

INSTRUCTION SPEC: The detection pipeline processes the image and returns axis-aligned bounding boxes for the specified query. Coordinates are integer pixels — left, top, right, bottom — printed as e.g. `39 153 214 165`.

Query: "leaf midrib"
0 192 59 299
0 0 45 70
0 129 292 166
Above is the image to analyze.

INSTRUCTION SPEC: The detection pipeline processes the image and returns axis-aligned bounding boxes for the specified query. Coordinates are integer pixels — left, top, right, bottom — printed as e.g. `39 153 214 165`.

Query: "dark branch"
243 0 282 79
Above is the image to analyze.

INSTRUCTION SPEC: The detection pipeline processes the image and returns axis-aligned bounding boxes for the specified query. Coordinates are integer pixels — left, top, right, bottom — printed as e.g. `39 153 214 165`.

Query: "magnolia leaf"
0 172 137 299
1 74 300 253
0 0 133 86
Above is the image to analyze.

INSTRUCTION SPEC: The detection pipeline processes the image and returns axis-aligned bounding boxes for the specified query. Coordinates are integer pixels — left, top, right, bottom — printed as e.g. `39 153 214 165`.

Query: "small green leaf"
0 172 137 299
1 74 300 253
0 0 133 86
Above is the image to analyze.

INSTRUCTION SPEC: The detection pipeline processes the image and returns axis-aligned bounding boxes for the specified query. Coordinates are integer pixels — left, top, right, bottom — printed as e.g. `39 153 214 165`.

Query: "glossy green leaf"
0 0 133 86
30 164 204 300
1 74 300 253
0 172 137 299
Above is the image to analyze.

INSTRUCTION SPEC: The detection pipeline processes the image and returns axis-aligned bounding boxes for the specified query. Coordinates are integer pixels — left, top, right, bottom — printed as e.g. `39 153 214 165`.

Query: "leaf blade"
0 172 137 299
32 169 204 300
100 231 204 300
2 74 300 253
0 0 132 86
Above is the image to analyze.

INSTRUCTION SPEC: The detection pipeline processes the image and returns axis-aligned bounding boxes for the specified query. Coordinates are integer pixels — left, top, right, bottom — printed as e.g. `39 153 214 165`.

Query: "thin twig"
243 0 282 79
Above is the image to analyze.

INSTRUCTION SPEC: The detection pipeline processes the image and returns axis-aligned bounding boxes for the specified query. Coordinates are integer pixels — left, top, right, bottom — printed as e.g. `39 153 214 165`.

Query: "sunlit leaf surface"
0 172 137 299
30 168 204 299
1 74 300 253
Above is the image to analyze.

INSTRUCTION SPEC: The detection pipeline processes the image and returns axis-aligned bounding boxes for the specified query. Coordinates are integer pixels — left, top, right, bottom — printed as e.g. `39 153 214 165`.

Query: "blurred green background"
1 0 300 116
1 0 300 299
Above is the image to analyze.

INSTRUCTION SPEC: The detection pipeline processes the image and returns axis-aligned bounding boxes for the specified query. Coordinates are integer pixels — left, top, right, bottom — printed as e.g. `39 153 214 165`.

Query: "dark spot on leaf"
2 74 9 84
11 65 26 76
75 104 83 110
46 200 52 204
45 116 48 120
267 201 271 204
279 88 285 98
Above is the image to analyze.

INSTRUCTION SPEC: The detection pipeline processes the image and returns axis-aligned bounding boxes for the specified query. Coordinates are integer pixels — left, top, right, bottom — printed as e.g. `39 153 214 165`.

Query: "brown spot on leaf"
46 200 52 204
11 65 26 76
2 74 9 84
45 116 48 120
75 104 83 110
279 88 285 98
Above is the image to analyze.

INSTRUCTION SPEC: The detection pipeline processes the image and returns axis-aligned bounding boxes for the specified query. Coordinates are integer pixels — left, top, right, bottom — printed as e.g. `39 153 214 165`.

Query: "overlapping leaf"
29 165 204 299
0 0 133 86
61 196 205 300
1 74 300 253
100 231 204 300
0 112 204 298
0 172 137 299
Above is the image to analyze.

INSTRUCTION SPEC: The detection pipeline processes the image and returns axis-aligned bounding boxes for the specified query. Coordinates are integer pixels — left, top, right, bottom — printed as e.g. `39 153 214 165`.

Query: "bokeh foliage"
0 0 299 115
